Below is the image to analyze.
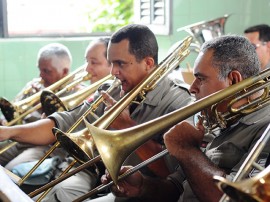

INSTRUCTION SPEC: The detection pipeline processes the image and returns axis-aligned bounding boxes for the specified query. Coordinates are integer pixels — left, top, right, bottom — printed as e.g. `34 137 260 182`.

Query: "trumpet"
29 66 270 202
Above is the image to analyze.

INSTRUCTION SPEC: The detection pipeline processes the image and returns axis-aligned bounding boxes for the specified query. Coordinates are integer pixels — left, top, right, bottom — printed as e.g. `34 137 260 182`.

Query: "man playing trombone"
0 24 193 202
0 38 113 196
94 35 270 202
0 43 73 171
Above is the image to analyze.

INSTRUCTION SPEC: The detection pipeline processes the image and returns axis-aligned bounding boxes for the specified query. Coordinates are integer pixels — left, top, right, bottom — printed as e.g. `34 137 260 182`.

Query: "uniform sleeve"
48 101 102 132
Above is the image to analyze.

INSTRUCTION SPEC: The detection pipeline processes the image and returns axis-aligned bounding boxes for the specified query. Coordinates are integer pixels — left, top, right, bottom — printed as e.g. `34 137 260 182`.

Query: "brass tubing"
17 142 61 186
84 67 270 184
28 156 101 198
73 149 169 202
36 159 77 202
0 64 88 154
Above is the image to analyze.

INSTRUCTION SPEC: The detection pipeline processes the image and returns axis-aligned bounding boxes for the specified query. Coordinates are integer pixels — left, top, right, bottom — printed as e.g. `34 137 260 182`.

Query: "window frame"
134 0 172 35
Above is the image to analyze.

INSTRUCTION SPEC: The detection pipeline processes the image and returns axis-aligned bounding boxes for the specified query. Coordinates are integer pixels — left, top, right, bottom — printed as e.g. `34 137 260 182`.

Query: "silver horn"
177 14 231 53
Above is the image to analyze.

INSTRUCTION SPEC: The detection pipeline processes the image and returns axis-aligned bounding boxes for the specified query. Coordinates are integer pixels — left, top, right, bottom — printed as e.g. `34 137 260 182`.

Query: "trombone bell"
0 98 16 122
40 90 67 116
54 128 95 164
214 165 270 202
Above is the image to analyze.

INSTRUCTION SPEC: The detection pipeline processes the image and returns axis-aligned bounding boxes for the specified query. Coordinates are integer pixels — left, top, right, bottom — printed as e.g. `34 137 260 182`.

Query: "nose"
189 78 198 95
110 65 119 76
39 71 44 79
85 62 92 74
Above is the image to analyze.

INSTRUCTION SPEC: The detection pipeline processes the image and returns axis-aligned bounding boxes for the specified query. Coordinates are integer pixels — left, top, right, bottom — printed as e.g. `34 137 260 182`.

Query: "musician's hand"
164 121 204 158
101 91 136 129
101 166 143 198
0 126 10 141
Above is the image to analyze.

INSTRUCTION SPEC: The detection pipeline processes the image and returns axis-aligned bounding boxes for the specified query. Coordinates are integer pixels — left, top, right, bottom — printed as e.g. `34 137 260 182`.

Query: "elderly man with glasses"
244 24 270 70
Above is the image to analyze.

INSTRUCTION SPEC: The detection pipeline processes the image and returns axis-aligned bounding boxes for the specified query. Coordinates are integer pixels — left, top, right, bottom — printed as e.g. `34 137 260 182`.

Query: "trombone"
28 63 270 202
0 64 90 155
0 63 88 124
15 74 118 187
40 74 113 116
55 36 192 164
84 67 270 184
30 77 122 201
27 36 192 199
214 123 270 202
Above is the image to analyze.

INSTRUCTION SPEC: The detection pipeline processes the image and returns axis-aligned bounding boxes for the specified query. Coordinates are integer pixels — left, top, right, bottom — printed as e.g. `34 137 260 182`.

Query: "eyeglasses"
251 42 267 49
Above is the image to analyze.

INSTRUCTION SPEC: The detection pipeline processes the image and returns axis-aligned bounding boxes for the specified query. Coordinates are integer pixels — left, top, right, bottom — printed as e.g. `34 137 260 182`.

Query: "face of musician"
85 41 112 83
245 31 270 70
189 49 236 115
38 56 69 87
190 50 231 99
108 39 155 93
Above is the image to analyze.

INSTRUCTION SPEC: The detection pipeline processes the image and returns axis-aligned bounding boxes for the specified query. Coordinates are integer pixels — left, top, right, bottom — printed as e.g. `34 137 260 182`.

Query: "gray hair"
201 35 260 80
37 43 72 72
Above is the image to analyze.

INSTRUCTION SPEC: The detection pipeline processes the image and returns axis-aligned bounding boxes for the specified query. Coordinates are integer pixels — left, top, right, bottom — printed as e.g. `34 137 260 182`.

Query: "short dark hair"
201 35 260 80
244 24 270 42
110 24 158 64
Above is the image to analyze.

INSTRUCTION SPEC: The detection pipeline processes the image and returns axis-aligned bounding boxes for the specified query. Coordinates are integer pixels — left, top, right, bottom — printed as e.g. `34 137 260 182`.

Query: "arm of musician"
102 166 180 202
135 140 171 178
0 118 57 145
164 121 226 202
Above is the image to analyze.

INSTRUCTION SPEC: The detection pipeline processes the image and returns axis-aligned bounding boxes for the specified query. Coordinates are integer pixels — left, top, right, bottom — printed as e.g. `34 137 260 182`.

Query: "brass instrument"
15 77 120 189
214 124 270 202
0 63 88 124
26 36 192 199
0 64 89 155
177 14 230 53
84 67 270 184
40 74 113 116
27 78 121 201
28 68 270 201
55 36 192 164
13 77 44 102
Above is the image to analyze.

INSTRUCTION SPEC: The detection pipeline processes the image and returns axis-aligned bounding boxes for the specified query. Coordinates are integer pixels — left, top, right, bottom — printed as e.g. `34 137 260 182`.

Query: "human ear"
145 57 155 71
228 70 242 85
63 67 69 76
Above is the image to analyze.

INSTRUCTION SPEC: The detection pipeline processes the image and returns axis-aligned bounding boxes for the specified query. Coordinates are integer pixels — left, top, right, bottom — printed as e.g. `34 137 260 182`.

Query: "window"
0 0 134 38
134 0 171 35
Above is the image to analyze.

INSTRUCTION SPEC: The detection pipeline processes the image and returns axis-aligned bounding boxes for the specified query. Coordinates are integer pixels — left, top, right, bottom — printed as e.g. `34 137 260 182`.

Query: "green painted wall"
1 0 270 100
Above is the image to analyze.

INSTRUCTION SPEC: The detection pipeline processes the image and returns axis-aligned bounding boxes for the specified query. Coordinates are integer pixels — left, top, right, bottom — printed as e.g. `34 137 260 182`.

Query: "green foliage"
85 0 134 33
